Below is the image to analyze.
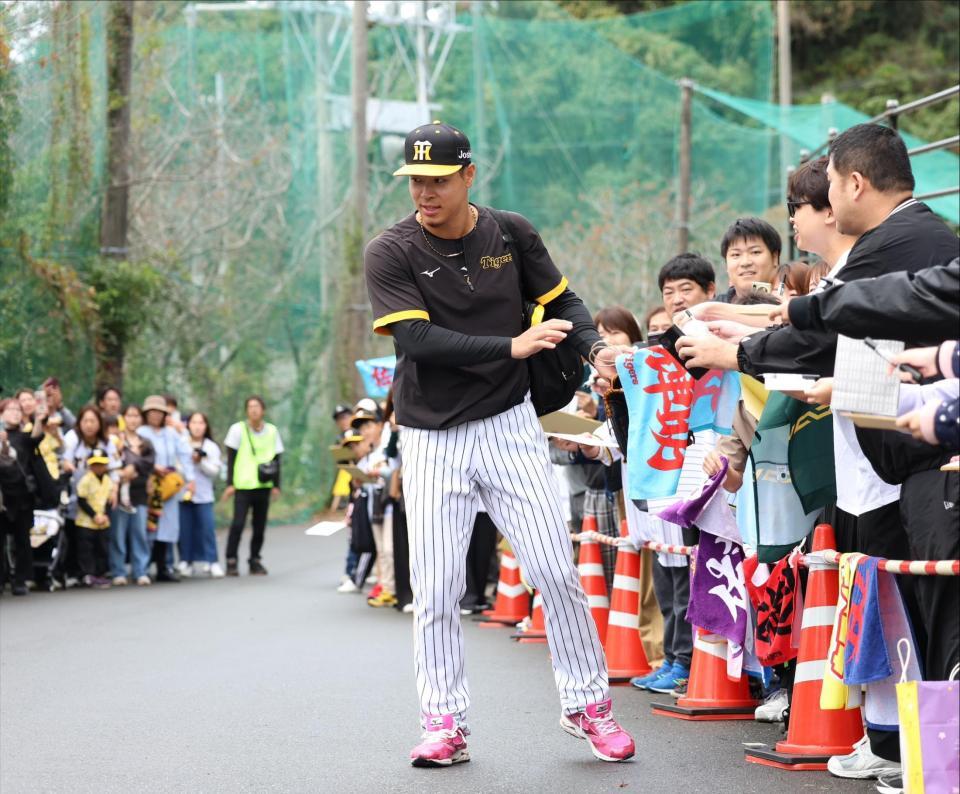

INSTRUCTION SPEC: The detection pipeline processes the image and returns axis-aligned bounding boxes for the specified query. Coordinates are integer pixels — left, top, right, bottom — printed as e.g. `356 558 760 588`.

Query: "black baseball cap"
331 403 352 420
393 121 472 177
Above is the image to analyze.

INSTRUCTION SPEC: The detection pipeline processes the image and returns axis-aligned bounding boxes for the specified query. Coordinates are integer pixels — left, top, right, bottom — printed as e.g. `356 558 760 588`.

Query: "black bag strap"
242 422 261 459
486 207 524 275
487 207 537 325
243 422 277 465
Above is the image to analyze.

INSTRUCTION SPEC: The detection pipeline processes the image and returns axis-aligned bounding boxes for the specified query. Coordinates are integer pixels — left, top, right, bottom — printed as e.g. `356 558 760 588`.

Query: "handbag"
243 424 279 484
896 638 960 793
487 208 585 416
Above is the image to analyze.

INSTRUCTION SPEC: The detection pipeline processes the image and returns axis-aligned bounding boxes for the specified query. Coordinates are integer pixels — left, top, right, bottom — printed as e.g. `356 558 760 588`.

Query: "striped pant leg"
474 400 608 714
401 421 479 726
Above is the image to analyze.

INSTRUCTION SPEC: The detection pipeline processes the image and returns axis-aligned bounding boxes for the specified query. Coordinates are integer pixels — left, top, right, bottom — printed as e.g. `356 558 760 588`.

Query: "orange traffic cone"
578 535 610 645
479 549 530 627
745 524 865 770
606 521 652 683
652 628 759 719
511 591 547 643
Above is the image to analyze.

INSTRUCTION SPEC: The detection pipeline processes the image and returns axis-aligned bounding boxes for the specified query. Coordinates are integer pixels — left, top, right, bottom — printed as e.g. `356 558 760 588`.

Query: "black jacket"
0 428 42 509
739 201 959 486
737 201 960 377
787 258 959 345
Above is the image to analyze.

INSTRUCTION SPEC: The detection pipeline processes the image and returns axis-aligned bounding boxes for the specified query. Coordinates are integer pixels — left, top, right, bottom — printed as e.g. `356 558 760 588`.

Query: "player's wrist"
587 340 608 366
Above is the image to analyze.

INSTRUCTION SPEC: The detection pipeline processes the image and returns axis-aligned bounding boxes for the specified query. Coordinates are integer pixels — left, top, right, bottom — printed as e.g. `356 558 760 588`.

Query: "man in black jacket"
677 124 959 782
677 125 958 377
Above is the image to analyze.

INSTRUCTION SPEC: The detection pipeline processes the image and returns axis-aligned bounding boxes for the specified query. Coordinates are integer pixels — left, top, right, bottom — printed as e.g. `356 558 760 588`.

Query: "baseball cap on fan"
393 121 472 177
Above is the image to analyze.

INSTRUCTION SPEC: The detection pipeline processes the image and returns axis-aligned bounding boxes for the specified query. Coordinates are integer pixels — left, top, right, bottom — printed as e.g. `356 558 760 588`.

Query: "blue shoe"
629 662 674 691
647 663 686 694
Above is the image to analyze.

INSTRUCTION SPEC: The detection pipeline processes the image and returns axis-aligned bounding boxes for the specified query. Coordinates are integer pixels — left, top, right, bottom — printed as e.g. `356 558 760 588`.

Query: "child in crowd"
76 448 114 589
337 431 373 593
351 401 398 608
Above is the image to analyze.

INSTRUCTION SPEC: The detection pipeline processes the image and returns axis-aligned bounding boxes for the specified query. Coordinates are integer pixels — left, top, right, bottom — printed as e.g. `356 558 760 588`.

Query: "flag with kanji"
355 355 396 399
616 347 738 500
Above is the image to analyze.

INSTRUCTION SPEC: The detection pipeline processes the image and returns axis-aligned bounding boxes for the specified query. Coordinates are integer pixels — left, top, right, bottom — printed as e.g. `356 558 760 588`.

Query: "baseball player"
364 122 635 767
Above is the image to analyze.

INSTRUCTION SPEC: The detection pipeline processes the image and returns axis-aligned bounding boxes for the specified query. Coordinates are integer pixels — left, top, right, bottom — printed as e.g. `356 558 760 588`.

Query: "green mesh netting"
3 0 956 519
698 85 960 224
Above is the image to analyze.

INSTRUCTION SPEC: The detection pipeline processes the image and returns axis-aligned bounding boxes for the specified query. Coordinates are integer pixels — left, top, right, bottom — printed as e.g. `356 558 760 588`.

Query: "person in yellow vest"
222 395 283 576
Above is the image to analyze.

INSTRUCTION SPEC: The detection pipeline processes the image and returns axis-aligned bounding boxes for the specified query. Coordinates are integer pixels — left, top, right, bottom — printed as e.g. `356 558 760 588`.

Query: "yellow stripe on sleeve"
372 309 430 335
535 276 569 306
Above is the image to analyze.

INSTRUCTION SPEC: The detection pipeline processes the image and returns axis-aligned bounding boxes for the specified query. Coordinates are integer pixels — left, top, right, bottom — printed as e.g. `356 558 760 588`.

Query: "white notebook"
832 335 902 417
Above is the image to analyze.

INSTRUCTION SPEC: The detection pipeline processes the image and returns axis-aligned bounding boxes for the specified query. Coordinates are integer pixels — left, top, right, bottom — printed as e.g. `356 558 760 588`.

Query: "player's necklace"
417 204 478 258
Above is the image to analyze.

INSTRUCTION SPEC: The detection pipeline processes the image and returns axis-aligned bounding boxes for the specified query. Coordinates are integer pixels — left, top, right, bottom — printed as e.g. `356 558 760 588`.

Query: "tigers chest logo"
480 252 513 270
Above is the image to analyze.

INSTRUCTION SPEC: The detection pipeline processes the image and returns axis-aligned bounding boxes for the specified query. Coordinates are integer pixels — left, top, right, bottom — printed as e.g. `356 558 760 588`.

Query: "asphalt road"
1 524 876 793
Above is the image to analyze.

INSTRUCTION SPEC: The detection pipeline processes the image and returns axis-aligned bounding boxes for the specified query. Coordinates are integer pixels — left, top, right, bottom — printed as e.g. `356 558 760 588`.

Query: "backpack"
486 208 585 416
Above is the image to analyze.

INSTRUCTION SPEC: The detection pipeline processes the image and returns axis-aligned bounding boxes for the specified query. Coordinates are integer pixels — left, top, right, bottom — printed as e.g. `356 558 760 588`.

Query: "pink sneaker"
560 699 635 762
409 714 470 768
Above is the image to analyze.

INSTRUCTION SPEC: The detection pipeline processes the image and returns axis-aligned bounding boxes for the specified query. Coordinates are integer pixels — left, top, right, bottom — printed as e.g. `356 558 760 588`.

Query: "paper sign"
539 411 602 436
337 465 380 485
305 521 348 537
761 373 819 392
840 412 904 431
329 445 357 463
547 431 620 449
833 335 902 417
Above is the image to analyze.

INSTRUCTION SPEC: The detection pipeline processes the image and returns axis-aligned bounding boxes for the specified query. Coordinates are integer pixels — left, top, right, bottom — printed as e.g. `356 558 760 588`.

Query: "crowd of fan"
0 384 284 594
331 123 958 790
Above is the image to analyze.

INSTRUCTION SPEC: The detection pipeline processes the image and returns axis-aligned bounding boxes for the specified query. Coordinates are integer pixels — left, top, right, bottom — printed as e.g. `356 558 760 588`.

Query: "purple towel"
686 530 748 650
655 456 727 529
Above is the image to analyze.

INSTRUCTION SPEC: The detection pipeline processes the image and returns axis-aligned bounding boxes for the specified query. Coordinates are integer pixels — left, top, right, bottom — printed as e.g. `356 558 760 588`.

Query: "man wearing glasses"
786 156 857 292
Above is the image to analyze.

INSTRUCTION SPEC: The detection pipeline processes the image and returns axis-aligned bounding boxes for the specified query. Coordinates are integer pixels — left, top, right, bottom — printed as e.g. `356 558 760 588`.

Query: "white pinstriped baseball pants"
401 397 609 726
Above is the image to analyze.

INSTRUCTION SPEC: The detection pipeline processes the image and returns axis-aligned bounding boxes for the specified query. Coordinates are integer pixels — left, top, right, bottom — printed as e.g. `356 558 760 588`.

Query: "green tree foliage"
0 23 20 215
789 0 959 142
556 0 960 141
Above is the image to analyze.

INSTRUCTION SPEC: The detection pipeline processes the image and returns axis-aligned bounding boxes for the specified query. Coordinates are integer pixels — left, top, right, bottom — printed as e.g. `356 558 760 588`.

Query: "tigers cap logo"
394 121 473 177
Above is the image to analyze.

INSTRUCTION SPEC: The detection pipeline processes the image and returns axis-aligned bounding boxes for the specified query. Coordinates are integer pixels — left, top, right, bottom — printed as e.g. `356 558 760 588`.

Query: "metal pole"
315 10 332 314
777 0 792 107
352 0 368 233
677 78 693 254
415 2 429 121
215 71 227 277
886 99 900 131
471 1 488 205
777 0 791 249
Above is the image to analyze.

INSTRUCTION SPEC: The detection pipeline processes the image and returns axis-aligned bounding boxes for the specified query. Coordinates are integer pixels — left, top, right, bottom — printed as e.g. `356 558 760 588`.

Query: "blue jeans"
179 501 218 563
110 505 150 579
345 546 359 577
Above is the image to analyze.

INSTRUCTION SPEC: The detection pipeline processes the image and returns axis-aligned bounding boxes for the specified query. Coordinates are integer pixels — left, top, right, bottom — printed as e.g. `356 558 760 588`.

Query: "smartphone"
657 325 709 381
